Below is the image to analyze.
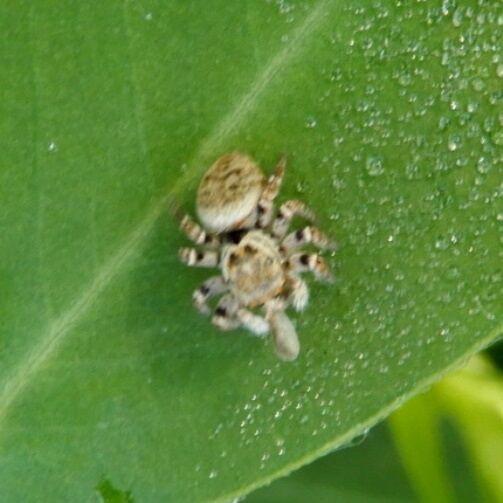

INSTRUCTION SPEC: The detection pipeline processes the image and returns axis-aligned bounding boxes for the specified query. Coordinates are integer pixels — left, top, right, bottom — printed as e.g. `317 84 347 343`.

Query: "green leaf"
389 393 456 503
0 1 501 501
388 355 503 503
435 356 503 502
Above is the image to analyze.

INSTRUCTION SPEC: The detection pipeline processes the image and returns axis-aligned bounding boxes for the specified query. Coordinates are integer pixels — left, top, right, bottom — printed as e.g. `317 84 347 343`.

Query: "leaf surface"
0 1 501 501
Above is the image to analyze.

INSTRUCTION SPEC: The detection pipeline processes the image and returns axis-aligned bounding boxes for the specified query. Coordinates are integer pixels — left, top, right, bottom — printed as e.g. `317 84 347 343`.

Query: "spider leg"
180 214 220 247
287 274 309 312
212 294 270 336
212 294 241 330
282 226 336 252
264 301 299 361
287 253 333 282
271 200 316 238
236 308 270 336
179 248 220 267
193 276 228 315
256 154 287 228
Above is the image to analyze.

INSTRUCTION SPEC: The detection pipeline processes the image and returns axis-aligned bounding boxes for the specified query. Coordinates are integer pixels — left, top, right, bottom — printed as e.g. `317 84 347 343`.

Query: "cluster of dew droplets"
320 0 501 345
195 1 501 491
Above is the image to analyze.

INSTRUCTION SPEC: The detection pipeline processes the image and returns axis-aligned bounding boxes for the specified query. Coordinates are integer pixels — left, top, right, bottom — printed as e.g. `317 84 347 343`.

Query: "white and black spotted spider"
178 152 335 361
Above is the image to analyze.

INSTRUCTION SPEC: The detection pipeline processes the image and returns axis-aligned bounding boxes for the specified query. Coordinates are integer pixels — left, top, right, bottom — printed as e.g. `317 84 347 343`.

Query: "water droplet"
492 130 503 146
209 470 218 479
305 116 317 128
447 134 461 151
48 142 57 152
477 157 491 174
365 155 384 176
277 0 294 16
435 237 449 250
441 0 455 16
452 8 463 27
295 181 306 193
398 72 412 86
471 78 485 91
438 116 450 130
331 175 344 190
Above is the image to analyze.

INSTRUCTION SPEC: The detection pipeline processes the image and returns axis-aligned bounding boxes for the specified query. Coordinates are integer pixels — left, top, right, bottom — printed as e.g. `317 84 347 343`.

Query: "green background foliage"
0 1 501 501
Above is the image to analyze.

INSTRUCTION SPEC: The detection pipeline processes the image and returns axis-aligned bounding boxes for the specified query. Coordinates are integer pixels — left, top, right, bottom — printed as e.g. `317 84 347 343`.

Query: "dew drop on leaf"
365 155 384 176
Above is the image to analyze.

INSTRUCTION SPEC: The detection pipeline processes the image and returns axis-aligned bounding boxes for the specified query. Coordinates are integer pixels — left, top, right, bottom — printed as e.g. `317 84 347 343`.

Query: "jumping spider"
179 152 335 361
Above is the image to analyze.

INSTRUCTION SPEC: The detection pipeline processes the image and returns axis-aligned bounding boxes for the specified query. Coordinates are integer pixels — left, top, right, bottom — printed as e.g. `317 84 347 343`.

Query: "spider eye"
228 252 239 265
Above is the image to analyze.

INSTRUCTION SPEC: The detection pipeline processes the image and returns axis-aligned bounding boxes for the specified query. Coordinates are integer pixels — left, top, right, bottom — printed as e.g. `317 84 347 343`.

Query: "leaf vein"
0 0 331 424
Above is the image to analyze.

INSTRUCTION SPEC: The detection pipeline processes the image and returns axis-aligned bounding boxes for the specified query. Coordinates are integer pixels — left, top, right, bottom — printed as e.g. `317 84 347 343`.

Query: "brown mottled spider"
178 152 335 361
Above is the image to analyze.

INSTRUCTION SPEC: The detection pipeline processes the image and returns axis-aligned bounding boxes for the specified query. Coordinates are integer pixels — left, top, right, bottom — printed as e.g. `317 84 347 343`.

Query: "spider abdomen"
197 152 265 233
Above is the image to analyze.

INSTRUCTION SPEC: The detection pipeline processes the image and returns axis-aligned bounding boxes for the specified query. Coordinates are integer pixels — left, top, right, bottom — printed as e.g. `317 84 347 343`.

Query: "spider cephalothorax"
179 152 335 361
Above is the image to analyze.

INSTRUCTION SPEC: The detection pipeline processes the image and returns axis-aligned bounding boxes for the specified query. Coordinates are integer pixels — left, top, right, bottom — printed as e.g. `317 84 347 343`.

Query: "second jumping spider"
179 152 335 361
